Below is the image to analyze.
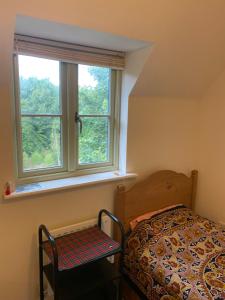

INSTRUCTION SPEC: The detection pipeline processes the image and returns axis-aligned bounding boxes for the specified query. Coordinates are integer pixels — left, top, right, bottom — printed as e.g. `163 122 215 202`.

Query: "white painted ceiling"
15 15 150 52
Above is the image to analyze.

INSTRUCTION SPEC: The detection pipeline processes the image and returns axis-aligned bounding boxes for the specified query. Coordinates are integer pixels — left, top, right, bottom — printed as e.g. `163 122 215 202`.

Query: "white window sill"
3 171 137 200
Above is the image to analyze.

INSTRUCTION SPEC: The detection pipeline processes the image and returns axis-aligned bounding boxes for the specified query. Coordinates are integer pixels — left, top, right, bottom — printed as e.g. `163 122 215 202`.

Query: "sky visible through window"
18 55 97 87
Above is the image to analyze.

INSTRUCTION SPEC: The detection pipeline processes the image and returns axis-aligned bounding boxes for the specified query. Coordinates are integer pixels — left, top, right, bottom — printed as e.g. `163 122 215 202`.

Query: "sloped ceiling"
131 1 225 97
5 0 225 97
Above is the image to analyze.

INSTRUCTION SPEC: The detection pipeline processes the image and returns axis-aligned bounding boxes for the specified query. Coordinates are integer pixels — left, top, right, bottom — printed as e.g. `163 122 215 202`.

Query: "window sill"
3 171 137 200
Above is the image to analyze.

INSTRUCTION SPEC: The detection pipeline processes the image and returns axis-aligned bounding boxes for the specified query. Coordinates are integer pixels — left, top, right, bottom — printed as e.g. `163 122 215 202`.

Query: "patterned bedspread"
124 206 225 300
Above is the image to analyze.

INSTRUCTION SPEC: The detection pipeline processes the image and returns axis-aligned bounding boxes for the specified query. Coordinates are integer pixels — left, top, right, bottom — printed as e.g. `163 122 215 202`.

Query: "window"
13 41 122 183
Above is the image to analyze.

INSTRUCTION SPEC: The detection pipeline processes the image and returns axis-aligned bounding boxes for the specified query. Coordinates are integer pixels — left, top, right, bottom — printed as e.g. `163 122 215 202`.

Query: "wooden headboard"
114 170 198 236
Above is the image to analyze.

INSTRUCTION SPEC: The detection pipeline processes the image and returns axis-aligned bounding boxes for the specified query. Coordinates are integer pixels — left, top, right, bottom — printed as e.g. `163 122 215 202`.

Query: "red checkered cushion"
43 226 120 271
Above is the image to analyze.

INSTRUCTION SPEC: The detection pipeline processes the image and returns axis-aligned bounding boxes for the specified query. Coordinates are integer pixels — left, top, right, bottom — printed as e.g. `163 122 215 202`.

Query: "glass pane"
21 117 62 170
78 117 109 164
18 55 61 114
78 65 110 115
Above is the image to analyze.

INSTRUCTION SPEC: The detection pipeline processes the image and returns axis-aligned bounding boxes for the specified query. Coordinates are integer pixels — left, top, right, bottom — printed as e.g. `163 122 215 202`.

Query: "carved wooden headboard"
114 170 198 237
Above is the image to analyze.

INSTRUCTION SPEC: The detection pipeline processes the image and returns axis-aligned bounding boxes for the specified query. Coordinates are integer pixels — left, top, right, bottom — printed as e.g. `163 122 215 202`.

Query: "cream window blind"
14 34 125 70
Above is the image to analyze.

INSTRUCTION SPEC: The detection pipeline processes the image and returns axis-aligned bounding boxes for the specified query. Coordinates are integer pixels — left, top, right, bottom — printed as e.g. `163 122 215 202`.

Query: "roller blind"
14 34 125 70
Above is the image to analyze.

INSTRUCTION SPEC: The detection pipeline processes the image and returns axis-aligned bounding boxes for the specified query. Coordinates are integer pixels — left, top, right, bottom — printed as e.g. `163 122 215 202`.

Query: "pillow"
129 204 184 230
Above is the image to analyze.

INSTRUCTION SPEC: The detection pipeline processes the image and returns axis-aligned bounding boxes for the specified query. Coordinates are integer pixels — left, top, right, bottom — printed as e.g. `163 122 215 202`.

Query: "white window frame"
13 54 121 184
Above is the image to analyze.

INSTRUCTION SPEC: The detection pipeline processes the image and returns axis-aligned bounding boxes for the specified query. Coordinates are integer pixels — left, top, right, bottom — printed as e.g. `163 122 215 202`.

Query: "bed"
114 170 225 300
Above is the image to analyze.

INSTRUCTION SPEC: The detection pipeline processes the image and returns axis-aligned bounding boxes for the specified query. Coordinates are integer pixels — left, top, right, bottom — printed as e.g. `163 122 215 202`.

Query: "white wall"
196 69 225 223
127 96 199 178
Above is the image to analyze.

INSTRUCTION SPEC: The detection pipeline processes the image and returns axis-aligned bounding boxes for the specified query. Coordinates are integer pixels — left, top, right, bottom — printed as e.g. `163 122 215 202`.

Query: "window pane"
78 117 109 164
18 55 61 114
78 65 110 115
21 117 62 170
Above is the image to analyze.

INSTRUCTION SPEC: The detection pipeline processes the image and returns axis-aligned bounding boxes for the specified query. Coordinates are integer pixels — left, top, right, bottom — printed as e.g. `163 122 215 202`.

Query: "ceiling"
15 15 150 52
131 1 225 97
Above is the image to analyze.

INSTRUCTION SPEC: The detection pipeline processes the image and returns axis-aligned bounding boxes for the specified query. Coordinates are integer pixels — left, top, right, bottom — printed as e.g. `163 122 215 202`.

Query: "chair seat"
43 226 121 271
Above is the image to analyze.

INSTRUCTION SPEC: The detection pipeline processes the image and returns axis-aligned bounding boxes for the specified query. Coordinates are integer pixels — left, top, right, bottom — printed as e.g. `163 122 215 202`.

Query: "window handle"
75 112 83 134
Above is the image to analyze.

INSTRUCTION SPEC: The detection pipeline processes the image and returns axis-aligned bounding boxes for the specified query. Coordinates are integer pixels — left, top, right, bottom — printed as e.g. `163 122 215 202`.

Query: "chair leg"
39 246 44 300
53 272 59 300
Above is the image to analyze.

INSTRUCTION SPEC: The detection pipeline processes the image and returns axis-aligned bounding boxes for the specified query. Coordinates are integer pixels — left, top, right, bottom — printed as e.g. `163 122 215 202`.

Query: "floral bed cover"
124 206 225 300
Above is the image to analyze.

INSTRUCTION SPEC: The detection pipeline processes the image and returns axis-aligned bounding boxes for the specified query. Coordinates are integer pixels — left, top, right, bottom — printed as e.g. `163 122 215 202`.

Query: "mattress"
123 206 225 300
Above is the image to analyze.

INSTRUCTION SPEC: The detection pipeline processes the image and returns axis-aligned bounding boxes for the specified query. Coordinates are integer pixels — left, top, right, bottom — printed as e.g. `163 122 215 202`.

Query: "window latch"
75 112 83 134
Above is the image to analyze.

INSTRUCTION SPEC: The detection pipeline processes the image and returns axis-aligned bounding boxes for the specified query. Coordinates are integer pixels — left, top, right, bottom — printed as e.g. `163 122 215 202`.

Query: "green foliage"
21 117 61 170
78 66 110 164
79 118 108 164
20 66 110 170
20 77 60 114
78 67 109 115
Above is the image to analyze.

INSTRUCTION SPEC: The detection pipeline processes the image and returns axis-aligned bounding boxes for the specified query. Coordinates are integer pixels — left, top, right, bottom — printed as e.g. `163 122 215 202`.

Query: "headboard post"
191 170 198 208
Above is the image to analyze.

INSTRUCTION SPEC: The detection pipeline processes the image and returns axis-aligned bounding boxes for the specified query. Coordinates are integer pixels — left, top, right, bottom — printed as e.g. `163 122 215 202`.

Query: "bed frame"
114 169 198 300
